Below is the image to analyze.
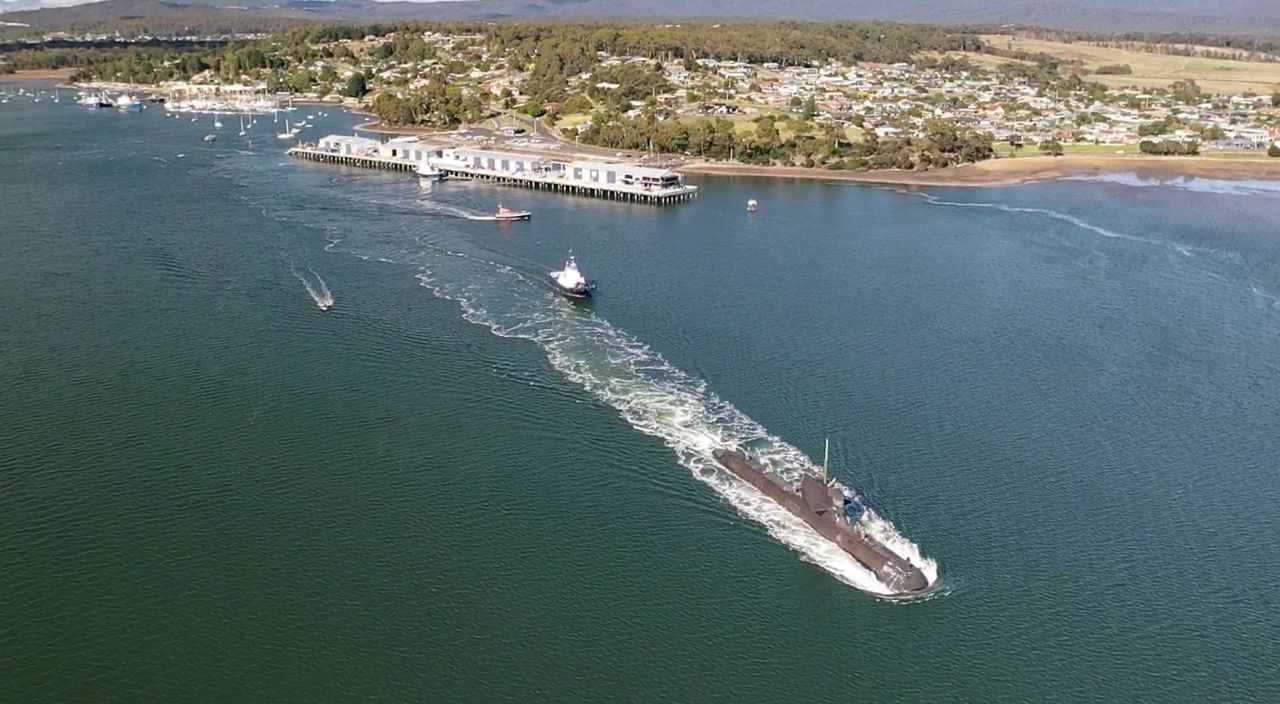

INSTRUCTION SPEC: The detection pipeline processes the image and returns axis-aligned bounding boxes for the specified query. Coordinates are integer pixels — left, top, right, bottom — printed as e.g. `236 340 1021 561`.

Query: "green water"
2 92 1278 702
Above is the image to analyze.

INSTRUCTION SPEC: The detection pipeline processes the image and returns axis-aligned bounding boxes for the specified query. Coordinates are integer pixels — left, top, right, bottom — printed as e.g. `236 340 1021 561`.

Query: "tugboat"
712 441 931 595
549 252 596 299
494 203 531 221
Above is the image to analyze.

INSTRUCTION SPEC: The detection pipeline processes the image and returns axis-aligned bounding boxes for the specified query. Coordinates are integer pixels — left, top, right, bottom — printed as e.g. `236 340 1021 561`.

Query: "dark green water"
2 91 1279 702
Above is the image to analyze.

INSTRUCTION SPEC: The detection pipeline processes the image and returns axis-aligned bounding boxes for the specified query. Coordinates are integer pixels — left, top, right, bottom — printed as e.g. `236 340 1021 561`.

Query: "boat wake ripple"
891 188 1199 258
411 248 939 598
417 201 502 221
291 262 333 310
221 158 939 598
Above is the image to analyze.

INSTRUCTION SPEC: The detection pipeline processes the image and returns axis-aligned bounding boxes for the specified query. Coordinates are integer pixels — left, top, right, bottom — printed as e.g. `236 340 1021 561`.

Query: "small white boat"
203 134 217 143
746 198 758 212
78 93 111 109
549 252 596 298
416 162 444 181
116 94 141 112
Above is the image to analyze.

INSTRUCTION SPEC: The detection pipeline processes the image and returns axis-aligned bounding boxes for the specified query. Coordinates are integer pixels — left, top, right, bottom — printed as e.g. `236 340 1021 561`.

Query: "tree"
1138 118 1172 137
344 72 367 98
1039 139 1064 157
802 94 818 120
1169 79 1202 104
1269 143 1280 158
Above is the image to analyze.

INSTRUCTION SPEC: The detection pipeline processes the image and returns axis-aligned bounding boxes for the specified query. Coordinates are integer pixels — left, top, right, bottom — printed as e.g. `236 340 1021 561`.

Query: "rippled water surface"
2 91 1278 702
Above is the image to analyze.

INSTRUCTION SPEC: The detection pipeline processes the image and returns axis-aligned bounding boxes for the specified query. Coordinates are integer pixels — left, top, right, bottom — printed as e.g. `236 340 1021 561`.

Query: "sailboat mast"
822 438 829 483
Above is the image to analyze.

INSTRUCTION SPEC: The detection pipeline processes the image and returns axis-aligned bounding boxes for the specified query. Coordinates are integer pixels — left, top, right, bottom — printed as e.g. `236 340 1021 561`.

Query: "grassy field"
978 35 1280 94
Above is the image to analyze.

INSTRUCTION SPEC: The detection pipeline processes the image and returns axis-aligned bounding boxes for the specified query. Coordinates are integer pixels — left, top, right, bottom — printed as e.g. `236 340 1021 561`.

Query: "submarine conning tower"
711 447 931 595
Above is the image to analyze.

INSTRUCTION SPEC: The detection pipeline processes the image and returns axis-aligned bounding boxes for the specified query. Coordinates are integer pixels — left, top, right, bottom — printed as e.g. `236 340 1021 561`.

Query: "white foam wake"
217 156 939 598
893 188 1198 257
1063 172 1280 197
291 263 333 310
413 250 939 598
414 199 500 221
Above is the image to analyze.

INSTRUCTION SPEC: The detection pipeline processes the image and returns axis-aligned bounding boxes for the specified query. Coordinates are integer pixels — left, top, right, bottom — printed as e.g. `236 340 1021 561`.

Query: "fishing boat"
493 204 531 221
548 251 596 299
116 94 141 112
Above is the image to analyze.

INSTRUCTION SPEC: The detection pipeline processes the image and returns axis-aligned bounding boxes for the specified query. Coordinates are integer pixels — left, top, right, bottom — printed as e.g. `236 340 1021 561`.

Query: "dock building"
292 135 697 205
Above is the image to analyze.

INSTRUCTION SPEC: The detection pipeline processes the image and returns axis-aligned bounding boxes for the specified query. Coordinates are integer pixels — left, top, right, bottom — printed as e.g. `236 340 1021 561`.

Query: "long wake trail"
890 188 1199 257
412 247 940 598
291 262 334 310
223 157 940 599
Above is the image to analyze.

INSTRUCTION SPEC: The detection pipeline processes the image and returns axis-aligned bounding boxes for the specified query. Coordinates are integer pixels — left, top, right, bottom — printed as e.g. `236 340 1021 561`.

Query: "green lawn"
994 143 1139 157
1061 143 1140 154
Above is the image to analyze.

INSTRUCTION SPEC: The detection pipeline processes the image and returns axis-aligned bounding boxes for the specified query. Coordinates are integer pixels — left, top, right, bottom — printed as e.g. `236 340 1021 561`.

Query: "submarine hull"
713 449 929 594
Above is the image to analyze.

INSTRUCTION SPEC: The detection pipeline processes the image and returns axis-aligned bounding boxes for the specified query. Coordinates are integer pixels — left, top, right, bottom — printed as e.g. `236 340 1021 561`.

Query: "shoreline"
679 154 1280 187
351 118 444 137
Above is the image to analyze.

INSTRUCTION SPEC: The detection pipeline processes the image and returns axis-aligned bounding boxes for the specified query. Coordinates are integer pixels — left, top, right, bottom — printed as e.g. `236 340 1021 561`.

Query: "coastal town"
25 25 1278 163
6 21 1280 185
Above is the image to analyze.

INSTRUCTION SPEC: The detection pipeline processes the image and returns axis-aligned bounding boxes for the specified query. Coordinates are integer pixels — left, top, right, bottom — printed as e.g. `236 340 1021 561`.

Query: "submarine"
712 446 930 595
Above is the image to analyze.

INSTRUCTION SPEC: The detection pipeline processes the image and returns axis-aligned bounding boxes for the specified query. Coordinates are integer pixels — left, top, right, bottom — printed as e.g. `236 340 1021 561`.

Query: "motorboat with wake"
494 204 531 221
549 252 596 298
711 441 931 595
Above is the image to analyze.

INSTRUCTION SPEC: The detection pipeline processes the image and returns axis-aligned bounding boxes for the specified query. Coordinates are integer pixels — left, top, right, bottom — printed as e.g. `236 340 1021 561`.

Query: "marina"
287 136 698 205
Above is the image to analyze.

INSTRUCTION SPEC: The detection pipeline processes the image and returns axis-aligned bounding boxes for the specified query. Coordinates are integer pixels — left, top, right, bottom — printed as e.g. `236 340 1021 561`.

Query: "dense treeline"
0 15 308 41
369 74 484 127
7 20 984 87
569 112 992 171
0 42 228 82
993 28 1280 63
1138 139 1200 155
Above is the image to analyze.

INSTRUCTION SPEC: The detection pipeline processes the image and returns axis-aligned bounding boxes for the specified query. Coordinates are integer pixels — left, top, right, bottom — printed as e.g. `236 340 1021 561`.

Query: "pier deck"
286 145 698 205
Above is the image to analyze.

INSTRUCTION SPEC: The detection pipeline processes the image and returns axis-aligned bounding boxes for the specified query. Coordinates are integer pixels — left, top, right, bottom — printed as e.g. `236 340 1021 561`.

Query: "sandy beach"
679 154 1280 187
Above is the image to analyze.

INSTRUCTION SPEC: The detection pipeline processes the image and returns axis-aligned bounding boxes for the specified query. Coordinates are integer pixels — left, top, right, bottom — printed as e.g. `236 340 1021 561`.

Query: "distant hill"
5 0 1280 36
